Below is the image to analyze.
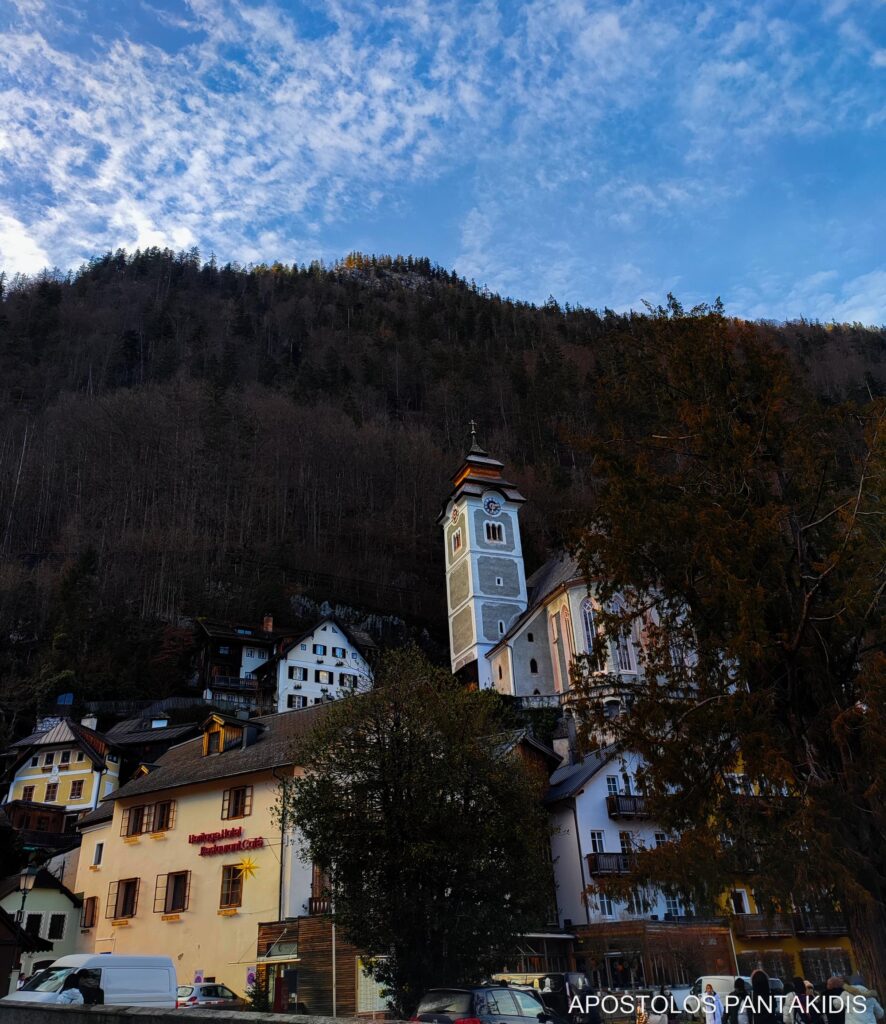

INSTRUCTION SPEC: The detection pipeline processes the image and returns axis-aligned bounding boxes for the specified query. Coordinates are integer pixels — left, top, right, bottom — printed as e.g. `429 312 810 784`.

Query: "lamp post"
7 865 39 995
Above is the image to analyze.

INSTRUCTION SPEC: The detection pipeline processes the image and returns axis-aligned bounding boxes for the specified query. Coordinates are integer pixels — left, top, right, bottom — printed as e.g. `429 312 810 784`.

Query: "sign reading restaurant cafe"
189 826 265 857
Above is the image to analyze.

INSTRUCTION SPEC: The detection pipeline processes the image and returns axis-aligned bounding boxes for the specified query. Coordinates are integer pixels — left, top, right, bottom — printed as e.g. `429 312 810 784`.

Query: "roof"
196 619 290 644
543 746 616 804
102 697 222 746
486 551 586 658
438 443 526 525
7 719 114 770
0 867 81 907
99 703 330 803
254 617 377 680
488 728 562 769
76 802 115 828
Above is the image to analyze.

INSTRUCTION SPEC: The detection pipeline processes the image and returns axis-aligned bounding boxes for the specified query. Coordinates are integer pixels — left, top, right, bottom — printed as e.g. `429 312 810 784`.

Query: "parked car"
177 982 246 1008
1 954 177 1008
413 986 569 1024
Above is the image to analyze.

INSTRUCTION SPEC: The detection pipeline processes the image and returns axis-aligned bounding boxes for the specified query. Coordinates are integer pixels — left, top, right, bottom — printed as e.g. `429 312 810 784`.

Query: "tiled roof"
544 746 615 804
102 703 330 802
77 802 115 828
8 718 113 767
525 552 584 606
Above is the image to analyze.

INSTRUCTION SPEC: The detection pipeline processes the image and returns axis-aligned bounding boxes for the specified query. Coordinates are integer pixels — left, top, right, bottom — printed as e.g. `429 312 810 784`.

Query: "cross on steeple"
469 418 478 443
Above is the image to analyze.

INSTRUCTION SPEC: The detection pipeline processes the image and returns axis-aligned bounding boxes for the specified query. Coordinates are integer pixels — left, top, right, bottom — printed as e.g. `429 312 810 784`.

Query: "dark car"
413 986 568 1024
536 974 598 1024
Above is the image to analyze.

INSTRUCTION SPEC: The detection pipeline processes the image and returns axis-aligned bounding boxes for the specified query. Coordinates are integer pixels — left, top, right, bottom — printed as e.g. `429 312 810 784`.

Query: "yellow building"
3 719 121 852
73 707 326 995
724 886 855 983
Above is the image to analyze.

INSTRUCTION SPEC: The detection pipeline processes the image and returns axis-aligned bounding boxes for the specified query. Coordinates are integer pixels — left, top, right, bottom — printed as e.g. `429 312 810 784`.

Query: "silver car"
176 983 245 1009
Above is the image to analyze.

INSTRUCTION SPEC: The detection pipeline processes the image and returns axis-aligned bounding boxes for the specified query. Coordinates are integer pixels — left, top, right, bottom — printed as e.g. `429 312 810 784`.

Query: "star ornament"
236 856 259 880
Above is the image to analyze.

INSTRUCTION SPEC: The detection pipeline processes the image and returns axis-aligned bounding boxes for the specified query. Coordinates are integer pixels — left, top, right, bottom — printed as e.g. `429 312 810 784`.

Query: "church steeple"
439 426 528 689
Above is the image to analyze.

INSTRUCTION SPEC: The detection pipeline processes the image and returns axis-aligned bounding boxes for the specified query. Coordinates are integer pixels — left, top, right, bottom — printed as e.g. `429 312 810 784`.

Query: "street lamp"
7 865 40 995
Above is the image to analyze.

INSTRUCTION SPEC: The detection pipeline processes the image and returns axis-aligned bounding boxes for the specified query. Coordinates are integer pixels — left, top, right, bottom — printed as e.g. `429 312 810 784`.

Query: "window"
626 890 645 916
30 756 38 767
527 632 534 642
612 598 636 672
730 889 749 914
498 666 503 680
93 842 104 866
80 896 98 929
621 771 633 796
315 670 331 684
340 673 358 687
121 804 152 836
606 775 619 795
76 752 85 762
107 878 140 919
220 864 243 908
256 649 267 660
60 751 71 764
589 831 605 853
665 894 680 918
582 598 597 653
24 913 42 936
153 801 176 832
529 658 538 674
70 780 84 800
495 576 503 586
484 521 504 543
44 753 55 766
288 666 307 681
244 647 256 658
222 785 253 820
603 698 622 720
287 694 308 709
654 832 668 848
155 871 190 913
451 528 463 555
45 783 58 802
47 913 66 940
21 785 35 801
598 894 614 918
498 620 505 635
206 730 221 754
300 643 307 651
313 644 327 656
619 831 633 853
332 646 346 658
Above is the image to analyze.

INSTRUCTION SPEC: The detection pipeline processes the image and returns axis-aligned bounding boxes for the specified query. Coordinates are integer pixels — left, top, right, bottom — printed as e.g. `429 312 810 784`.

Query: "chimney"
263 613 274 634
80 715 98 731
552 715 573 765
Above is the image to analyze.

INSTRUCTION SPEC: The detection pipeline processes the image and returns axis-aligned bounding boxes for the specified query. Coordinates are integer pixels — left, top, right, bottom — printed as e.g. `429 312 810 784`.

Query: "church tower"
439 427 528 688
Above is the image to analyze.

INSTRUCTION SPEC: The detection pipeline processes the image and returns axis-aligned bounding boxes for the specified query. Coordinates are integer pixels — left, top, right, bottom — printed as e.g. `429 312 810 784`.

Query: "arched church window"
498 666 503 680
530 658 538 674
581 598 597 653
612 597 636 673
527 632 534 642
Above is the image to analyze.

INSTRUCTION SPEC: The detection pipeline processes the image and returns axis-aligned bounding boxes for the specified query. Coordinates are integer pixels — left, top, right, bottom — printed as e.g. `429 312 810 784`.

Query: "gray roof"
102 703 330 803
544 746 615 804
487 728 562 768
526 552 583 606
8 718 113 769
77 802 115 828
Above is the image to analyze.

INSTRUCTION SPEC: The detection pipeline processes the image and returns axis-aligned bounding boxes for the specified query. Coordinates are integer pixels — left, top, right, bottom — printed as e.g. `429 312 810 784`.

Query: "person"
842 978 884 1024
55 973 84 1005
726 977 750 1024
784 978 810 1024
826 977 847 1024
705 984 725 1024
749 969 777 1024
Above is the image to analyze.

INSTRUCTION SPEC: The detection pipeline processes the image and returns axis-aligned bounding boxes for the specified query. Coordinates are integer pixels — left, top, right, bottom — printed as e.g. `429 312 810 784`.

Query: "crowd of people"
700 972 883 1024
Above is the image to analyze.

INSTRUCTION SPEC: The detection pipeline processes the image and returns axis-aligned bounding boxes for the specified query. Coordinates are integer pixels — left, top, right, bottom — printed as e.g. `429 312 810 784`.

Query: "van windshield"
21 967 76 993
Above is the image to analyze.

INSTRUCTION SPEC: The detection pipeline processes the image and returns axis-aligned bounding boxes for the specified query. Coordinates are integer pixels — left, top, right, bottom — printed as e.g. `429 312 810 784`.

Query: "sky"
1 0 885 322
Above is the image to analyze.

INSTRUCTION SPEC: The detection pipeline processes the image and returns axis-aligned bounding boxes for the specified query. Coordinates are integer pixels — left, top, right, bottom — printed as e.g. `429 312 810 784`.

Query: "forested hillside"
1 249 884 723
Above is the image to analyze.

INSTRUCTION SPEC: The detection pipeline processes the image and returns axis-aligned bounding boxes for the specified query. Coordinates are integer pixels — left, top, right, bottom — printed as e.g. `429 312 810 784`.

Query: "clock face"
482 494 503 517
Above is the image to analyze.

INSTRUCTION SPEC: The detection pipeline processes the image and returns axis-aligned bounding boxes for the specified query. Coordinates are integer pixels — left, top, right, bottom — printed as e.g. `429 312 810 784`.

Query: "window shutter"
244 786 253 816
221 789 230 819
184 871 192 911
168 801 177 830
143 804 154 833
120 808 130 836
106 881 119 918
154 874 168 913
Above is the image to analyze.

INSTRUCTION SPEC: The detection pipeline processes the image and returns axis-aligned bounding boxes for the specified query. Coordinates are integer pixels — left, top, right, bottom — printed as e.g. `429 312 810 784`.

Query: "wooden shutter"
131 877 140 916
106 881 119 918
243 786 253 816
167 801 177 830
154 874 168 913
183 871 191 911
221 789 231 819
120 808 130 836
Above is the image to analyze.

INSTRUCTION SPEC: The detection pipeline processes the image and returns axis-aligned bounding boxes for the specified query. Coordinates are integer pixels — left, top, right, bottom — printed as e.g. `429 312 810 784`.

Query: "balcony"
793 911 847 936
308 896 330 915
210 675 262 692
587 852 635 875
732 913 794 938
606 794 649 819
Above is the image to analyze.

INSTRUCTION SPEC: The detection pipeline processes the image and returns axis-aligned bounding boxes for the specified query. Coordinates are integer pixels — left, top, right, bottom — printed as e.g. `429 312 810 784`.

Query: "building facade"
0 868 82 980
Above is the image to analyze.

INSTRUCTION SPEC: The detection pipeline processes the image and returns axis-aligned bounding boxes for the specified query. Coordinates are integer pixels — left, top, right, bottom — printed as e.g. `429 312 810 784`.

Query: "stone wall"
0 1004 402 1023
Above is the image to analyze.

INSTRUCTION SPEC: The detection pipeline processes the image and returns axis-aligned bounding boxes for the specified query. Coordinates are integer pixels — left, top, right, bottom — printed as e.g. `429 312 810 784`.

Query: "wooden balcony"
210 675 262 692
793 911 847 936
606 794 649 819
586 852 635 875
308 896 330 915
732 913 794 937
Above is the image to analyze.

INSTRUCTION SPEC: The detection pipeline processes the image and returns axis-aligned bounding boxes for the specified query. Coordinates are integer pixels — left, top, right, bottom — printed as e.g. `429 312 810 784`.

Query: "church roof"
438 439 526 525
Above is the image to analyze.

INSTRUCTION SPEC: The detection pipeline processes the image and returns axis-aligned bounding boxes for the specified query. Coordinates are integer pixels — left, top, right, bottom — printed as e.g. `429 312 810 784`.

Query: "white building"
252 618 375 713
0 867 83 979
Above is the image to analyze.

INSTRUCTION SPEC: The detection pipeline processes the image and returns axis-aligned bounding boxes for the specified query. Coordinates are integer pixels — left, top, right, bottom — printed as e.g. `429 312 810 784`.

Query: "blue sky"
1 0 885 322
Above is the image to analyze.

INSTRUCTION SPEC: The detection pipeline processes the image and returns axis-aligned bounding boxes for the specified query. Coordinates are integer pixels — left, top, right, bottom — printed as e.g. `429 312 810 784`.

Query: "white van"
2 954 177 1008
